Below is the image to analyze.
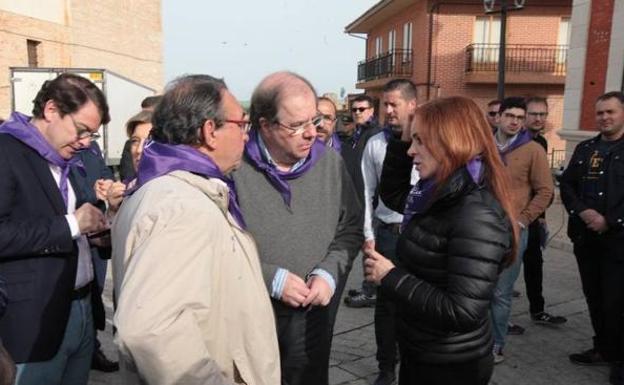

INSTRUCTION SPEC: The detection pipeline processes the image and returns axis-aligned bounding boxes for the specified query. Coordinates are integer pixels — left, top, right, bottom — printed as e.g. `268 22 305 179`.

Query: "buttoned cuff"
271 268 289 299
309 268 336 295
65 214 81 239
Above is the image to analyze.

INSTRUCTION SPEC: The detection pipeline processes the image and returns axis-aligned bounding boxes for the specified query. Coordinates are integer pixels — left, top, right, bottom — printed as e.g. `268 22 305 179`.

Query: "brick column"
579 0 615 131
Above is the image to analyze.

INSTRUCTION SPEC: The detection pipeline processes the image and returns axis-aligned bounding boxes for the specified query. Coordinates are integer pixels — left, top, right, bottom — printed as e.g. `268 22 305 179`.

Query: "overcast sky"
162 0 378 101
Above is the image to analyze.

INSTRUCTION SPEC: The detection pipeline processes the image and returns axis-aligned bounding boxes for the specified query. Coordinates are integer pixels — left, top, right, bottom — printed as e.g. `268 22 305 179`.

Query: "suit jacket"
0 134 82 363
71 142 114 330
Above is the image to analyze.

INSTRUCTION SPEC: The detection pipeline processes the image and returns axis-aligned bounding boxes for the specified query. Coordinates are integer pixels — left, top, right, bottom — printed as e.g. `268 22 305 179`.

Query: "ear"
258 117 271 134
42 100 58 122
407 99 417 114
200 119 218 150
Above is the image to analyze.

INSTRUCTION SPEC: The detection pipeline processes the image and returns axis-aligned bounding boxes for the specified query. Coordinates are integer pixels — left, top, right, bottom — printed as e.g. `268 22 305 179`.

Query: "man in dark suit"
0 73 109 385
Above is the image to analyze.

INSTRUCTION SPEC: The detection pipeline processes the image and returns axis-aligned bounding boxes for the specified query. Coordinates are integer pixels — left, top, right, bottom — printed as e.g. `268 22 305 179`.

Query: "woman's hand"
106 181 127 214
363 247 395 285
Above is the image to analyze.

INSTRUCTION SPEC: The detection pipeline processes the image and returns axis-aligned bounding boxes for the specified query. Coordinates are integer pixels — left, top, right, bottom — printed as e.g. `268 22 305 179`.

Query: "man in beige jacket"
111 74 280 385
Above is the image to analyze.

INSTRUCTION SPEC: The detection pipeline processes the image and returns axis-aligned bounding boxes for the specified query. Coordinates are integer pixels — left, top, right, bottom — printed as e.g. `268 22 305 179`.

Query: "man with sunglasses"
0 73 110 385
486 99 502 131
233 71 363 385
342 95 382 309
490 97 554 364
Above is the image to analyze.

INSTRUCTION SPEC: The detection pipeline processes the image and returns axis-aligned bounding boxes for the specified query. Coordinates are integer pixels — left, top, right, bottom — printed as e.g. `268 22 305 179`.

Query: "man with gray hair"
112 74 280 385
233 71 363 385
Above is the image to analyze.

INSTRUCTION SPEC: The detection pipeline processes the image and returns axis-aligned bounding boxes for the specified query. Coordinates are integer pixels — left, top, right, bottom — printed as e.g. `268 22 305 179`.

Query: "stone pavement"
90 196 611 385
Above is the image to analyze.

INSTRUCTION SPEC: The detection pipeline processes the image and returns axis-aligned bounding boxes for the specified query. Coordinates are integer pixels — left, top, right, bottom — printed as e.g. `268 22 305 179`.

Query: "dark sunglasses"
487 111 498 117
351 107 370 113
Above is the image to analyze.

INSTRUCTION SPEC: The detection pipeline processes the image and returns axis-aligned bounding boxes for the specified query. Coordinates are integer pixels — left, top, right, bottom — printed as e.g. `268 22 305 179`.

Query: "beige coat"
111 171 280 385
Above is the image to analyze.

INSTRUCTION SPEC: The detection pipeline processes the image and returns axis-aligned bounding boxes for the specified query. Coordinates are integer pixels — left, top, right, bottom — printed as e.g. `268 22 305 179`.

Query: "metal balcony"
357 49 413 83
465 43 568 76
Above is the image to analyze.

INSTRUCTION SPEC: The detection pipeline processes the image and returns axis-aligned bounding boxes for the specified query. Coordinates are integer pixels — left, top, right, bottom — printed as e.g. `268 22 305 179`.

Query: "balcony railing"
357 49 413 82
465 44 568 75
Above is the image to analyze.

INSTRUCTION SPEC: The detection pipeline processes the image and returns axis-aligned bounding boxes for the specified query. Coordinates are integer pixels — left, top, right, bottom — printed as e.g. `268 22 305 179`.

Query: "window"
375 36 383 57
388 29 396 65
388 29 396 52
402 22 412 62
27 39 40 67
473 16 501 63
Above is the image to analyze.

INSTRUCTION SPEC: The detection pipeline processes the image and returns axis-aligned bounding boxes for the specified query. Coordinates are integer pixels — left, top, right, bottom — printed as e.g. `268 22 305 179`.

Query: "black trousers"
574 239 624 362
274 302 332 385
374 225 400 372
523 220 545 314
398 353 493 385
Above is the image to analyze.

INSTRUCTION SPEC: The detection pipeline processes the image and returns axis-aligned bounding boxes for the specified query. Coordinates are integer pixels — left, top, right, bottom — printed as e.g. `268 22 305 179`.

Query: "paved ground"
90 197 612 384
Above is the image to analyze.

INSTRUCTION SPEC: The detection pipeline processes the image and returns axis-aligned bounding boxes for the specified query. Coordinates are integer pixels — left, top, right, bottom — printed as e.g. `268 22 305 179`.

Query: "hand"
362 239 375 252
280 273 311 308
302 276 333 307
579 209 601 225
364 248 395 285
94 179 114 201
586 213 609 233
75 203 108 235
106 181 127 213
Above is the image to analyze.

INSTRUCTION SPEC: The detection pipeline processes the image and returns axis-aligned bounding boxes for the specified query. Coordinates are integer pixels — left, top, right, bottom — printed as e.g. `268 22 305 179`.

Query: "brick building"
559 0 624 157
345 0 572 157
0 0 163 119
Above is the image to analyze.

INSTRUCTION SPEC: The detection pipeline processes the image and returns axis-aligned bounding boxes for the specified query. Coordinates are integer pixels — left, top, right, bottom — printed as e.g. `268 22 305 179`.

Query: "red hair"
414 96 518 265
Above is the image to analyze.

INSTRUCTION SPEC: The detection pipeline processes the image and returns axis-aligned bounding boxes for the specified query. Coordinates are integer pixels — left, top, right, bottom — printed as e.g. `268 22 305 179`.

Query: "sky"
162 0 379 101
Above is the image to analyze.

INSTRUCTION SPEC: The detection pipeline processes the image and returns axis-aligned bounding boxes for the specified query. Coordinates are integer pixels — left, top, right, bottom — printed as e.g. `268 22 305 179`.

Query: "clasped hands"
281 273 333 308
579 209 609 234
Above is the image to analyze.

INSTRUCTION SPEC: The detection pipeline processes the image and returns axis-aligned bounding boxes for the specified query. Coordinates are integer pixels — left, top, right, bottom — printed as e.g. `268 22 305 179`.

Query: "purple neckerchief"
497 128 532 163
131 140 246 229
382 127 393 142
350 126 363 149
328 133 341 153
401 156 483 231
245 129 326 207
0 111 84 207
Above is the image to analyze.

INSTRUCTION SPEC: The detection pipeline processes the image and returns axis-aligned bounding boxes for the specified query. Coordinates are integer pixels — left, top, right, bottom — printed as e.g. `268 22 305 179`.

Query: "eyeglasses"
351 107 371 113
70 115 101 141
502 112 525 121
321 114 337 123
274 115 323 135
487 111 498 117
528 112 548 118
224 119 252 133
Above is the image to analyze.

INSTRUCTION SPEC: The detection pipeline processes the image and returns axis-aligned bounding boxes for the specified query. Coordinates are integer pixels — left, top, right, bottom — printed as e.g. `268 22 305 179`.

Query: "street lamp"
484 0 525 100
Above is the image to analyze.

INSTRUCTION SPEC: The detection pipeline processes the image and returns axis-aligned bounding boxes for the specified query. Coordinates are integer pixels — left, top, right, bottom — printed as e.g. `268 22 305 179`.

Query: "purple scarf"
131 140 246 229
328 133 342 153
0 112 84 207
401 156 483 231
245 129 326 207
497 129 532 162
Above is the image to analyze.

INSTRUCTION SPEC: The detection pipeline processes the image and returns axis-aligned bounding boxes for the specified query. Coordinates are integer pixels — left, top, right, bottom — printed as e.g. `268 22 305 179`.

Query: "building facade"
345 0 572 159
560 0 624 157
0 0 163 119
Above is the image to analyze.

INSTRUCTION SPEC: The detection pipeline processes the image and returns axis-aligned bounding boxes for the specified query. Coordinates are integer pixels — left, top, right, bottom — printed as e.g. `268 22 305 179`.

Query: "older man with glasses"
232 71 363 385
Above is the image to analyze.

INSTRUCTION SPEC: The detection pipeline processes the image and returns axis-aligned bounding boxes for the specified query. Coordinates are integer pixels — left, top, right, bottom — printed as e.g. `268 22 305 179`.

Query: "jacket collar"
429 167 478 211
167 170 233 220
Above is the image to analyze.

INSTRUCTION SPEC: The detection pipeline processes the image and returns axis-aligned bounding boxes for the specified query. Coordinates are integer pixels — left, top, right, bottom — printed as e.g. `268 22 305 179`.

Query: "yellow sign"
89 72 104 82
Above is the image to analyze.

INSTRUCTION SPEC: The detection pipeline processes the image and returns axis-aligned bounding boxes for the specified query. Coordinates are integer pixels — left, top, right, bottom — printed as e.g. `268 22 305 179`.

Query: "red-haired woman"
364 96 518 385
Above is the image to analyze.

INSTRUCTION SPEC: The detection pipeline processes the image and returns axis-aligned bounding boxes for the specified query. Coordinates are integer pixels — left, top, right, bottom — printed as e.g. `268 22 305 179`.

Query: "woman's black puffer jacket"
379 139 513 364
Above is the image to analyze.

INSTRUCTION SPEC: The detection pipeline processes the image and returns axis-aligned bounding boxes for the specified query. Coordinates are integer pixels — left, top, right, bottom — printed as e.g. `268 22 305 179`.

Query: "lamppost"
484 0 526 100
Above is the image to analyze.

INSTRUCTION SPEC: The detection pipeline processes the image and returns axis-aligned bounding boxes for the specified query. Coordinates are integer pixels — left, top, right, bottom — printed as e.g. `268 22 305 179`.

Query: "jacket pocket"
5 271 35 302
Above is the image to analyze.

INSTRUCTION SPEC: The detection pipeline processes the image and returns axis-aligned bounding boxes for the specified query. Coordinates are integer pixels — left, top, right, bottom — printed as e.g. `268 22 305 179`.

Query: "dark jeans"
574 239 624 362
523 220 545 314
274 302 332 385
398 353 493 385
374 225 400 372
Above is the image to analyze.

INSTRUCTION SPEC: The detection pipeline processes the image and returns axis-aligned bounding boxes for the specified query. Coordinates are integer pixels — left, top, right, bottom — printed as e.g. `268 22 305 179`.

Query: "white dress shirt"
49 164 94 289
